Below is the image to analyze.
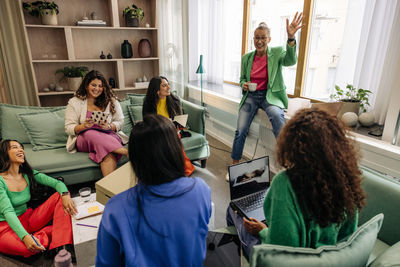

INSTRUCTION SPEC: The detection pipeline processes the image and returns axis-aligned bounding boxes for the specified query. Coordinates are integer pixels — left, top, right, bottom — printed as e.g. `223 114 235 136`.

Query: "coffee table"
72 193 102 267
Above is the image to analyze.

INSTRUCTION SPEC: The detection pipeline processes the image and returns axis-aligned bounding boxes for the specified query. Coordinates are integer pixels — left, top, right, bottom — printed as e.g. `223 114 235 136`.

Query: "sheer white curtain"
188 0 224 84
157 0 185 97
353 0 399 123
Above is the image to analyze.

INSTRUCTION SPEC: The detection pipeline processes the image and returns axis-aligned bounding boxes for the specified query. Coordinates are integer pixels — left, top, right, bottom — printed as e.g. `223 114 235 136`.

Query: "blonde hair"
256 22 271 36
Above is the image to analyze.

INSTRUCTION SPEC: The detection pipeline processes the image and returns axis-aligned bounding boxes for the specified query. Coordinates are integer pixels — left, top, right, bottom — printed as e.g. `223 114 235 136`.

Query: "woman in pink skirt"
65 70 128 176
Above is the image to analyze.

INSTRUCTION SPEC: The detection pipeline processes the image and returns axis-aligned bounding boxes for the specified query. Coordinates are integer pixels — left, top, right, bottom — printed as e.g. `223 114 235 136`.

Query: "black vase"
121 40 133 58
108 78 116 88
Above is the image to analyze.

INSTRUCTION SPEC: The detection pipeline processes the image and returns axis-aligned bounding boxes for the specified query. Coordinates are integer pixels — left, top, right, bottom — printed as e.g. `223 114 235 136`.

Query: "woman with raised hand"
0 139 76 258
227 108 366 258
143 76 195 176
96 114 211 266
65 70 128 176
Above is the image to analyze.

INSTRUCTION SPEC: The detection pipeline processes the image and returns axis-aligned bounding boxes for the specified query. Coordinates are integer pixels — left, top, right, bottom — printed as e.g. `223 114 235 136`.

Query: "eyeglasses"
253 36 269 41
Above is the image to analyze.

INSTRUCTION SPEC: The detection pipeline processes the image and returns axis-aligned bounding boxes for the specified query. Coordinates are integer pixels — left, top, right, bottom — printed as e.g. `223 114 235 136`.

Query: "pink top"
250 54 268 91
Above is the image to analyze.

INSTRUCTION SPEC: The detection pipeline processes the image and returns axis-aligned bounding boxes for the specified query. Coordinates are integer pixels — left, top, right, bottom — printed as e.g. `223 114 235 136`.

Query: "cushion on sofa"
128 105 143 122
250 213 384 267
0 104 60 144
127 93 146 105
370 241 400 267
18 108 67 151
119 99 134 136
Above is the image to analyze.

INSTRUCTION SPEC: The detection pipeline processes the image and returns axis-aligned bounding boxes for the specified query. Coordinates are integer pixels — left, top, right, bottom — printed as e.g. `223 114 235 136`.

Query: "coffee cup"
248 83 257 92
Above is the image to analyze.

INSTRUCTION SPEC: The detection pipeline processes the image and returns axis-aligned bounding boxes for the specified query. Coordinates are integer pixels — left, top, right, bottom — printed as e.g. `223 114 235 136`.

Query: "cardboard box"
95 162 137 205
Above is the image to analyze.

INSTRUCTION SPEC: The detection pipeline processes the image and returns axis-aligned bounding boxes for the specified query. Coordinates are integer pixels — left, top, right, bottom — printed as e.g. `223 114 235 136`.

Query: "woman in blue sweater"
96 114 212 266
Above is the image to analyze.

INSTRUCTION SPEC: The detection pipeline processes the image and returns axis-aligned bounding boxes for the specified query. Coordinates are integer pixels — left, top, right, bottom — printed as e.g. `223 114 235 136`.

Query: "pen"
31 234 44 249
76 223 98 228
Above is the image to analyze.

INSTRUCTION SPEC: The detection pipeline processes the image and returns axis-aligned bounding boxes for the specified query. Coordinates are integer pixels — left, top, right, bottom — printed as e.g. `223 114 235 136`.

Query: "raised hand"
286 12 304 39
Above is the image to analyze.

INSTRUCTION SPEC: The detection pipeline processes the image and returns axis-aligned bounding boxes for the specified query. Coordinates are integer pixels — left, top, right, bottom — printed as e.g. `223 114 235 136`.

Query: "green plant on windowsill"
22 1 59 17
330 84 372 113
55 66 89 79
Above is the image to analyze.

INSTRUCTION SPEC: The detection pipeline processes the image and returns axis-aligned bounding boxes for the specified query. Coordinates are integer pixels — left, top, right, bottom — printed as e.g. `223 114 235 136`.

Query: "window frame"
226 0 325 102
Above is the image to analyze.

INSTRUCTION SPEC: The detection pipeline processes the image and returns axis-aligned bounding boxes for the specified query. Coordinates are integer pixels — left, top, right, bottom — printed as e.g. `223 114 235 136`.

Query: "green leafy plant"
330 84 372 112
55 66 88 79
22 1 59 17
122 4 144 20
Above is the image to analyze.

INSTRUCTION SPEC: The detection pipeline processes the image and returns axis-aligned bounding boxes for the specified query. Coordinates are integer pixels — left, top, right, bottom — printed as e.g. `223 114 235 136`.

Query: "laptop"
228 156 270 222
203 231 241 267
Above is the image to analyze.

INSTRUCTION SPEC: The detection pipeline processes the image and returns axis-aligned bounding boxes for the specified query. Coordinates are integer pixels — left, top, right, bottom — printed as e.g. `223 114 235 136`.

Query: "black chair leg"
200 159 207 168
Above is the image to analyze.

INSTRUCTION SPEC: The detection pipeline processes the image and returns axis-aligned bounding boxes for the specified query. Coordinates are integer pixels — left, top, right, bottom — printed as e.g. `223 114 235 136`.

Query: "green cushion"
250 214 384 267
0 104 59 144
119 99 134 136
181 130 208 151
17 108 67 151
370 241 400 267
128 105 143 122
126 93 146 105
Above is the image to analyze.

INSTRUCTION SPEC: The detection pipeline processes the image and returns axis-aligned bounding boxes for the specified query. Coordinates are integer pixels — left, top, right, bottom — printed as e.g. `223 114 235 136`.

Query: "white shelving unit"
20 0 159 106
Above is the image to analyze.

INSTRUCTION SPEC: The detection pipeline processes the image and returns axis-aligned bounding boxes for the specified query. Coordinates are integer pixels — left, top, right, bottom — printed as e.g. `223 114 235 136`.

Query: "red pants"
0 193 73 257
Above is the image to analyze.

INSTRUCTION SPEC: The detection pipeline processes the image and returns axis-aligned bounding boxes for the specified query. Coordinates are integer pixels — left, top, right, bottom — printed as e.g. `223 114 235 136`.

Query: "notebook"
203 231 241 267
228 156 270 222
172 114 188 128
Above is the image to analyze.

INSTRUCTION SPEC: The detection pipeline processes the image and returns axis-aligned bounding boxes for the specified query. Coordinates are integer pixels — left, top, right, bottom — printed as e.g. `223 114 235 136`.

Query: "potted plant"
55 66 88 91
22 1 59 25
122 3 144 27
330 84 372 117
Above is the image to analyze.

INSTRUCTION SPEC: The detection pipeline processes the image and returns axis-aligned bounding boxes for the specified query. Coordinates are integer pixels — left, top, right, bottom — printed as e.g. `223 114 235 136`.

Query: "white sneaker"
225 172 229 182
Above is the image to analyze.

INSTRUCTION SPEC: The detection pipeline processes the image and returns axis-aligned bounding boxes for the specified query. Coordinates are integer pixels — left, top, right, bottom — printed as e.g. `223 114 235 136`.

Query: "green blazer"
239 43 297 109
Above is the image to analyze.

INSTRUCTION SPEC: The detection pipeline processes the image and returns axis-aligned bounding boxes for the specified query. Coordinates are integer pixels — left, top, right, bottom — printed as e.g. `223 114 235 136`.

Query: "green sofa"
222 165 400 267
0 97 209 185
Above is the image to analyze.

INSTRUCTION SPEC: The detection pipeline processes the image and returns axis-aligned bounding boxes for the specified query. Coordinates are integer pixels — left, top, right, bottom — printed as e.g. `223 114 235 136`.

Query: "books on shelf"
77 20 106 26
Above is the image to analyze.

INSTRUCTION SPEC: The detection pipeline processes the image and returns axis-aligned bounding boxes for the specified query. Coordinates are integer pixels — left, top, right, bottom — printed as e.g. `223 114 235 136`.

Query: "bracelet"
61 192 69 196
288 37 295 43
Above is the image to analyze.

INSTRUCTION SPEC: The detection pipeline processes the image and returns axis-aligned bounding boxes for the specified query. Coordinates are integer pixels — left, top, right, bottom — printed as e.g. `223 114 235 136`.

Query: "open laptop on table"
228 156 270 222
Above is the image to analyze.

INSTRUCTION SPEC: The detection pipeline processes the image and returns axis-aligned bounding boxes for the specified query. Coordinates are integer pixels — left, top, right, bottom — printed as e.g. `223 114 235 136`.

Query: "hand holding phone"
90 111 107 125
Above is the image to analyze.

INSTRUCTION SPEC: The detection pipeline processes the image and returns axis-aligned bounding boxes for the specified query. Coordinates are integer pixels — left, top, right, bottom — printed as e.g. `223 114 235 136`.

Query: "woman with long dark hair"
96 115 211 266
65 70 128 176
228 108 366 258
142 76 195 176
0 140 76 257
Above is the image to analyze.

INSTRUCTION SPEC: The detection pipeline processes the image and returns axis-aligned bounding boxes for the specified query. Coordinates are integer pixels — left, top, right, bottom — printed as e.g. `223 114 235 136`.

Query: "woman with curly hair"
65 70 128 176
228 108 365 258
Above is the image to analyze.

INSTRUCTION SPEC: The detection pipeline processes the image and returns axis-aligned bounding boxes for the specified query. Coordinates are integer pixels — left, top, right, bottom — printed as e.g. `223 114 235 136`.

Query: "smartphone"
90 111 107 125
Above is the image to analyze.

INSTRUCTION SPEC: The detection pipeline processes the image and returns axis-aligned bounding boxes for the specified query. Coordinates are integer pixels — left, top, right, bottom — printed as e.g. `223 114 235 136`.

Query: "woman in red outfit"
0 140 76 257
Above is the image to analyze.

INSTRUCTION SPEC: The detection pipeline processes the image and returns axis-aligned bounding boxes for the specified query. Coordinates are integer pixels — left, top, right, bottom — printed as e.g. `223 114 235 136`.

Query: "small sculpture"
107 52 112 59
100 51 106 59
55 85 64 92
90 12 97 20
359 112 375 127
49 83 56 90
342 112 358 127
108 78 116 88
142 75 147 82
43 87 50 92
136 77 143 83
145 23 150 28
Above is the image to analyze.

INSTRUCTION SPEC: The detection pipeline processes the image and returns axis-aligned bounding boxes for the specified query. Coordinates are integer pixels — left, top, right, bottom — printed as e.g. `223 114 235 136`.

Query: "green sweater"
0 170 68 240
258 171 358 248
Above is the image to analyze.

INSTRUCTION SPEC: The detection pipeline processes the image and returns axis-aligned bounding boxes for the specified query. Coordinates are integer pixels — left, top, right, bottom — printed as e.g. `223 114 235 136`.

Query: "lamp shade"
196 55 205 74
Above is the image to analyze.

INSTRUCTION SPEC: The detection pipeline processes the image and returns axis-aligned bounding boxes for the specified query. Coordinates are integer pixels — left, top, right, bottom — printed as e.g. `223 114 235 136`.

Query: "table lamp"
196 55 205 106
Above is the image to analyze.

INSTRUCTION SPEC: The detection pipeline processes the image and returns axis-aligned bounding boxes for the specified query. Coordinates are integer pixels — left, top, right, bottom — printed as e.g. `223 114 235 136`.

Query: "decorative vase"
121 40 133 58
67 77 82 91
341 112 358 127
108 78 116 88
125 16 139 27
41 9 58 25
138 39 151 58
100 51 106 59
359 112 375 127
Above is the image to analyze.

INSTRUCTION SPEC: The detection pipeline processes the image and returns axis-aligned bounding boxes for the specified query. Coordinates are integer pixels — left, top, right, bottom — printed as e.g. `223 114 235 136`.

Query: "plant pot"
125 16 139 27
338 101 360 118
41 9 58 25
67 77 82 91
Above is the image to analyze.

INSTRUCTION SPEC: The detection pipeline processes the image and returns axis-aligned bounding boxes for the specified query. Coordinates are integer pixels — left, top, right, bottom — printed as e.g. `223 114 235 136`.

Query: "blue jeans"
231 90 285 161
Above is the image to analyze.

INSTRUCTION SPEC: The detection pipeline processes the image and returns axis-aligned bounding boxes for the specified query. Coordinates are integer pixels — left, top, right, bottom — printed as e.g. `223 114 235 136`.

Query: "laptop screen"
228 156 270 200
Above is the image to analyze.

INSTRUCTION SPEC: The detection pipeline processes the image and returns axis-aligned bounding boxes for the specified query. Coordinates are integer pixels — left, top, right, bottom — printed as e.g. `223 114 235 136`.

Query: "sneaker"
225 172 229 182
